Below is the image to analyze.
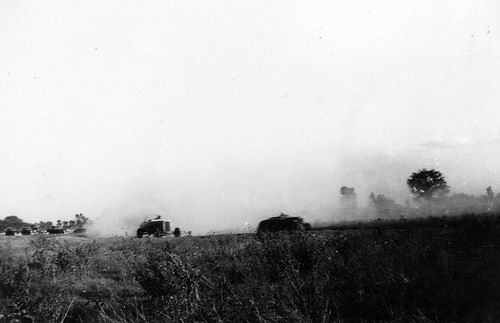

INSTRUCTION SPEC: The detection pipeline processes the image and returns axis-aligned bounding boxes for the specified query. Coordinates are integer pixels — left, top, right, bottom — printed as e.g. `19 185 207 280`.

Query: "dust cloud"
84 146 500 237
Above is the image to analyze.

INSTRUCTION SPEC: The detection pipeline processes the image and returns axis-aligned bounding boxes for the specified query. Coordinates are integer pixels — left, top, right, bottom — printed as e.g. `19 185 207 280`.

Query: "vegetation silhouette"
369 193 404 219
407 168 450 201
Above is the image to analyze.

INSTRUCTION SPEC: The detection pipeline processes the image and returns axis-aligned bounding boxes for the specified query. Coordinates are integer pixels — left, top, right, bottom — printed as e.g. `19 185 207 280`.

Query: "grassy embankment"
1 213 500 322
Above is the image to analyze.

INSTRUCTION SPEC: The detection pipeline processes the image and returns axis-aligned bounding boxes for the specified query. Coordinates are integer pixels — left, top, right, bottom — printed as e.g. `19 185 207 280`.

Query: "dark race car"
257 213 311 234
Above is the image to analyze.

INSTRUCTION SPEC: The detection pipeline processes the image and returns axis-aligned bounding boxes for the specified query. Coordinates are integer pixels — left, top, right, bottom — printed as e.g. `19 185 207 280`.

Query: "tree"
0 216 30 231
483 186 494 212
486 186 494 200
75 213 88 227
340 186 357 217
4 215 23 223
407 169 450 201
369 193 403 219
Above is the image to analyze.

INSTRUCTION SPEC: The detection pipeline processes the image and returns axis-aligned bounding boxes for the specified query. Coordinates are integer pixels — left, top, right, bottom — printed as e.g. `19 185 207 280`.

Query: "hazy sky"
1 1 499 233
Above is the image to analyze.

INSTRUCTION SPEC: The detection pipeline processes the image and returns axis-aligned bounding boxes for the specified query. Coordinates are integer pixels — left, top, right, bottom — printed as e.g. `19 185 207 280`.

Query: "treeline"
34 213 89 231
366 187 499 219
0 213 89 232
0 216 32 232
339 168 500 220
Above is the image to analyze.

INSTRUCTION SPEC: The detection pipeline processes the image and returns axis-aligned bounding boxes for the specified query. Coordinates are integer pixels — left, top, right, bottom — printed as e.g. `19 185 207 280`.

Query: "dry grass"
1 213 500 322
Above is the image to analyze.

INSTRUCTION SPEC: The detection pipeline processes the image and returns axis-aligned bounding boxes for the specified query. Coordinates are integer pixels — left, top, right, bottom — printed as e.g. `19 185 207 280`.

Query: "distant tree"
4 215 23 223
35 221 48 230
75 213 88 227
407 169 450 201
340 186 357 217
483 186 494 212
56 219 62 227
443 192 484 215
0 216 30 231
369 193 403 219
407 169 450 215
486 186 494 200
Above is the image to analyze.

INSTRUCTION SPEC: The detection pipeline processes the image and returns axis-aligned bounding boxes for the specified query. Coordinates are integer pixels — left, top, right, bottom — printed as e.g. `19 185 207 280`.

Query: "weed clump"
135 249 203 321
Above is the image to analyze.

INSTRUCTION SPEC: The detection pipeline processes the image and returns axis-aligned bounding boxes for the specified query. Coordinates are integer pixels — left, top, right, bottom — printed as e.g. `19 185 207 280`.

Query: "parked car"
136 216 181 238
257 213 311 234
4 228 16 236
47 226 65 234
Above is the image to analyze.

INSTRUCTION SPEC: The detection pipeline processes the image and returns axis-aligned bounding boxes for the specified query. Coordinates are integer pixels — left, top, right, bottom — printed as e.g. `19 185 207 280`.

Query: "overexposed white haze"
1 1 500 235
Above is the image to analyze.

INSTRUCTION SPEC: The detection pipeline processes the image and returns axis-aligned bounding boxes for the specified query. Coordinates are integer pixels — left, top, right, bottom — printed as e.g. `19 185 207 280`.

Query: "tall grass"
1 213 499 322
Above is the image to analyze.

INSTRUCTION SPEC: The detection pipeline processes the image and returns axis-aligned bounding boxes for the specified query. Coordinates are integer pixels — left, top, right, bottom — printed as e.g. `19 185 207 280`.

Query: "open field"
1 214 500 322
